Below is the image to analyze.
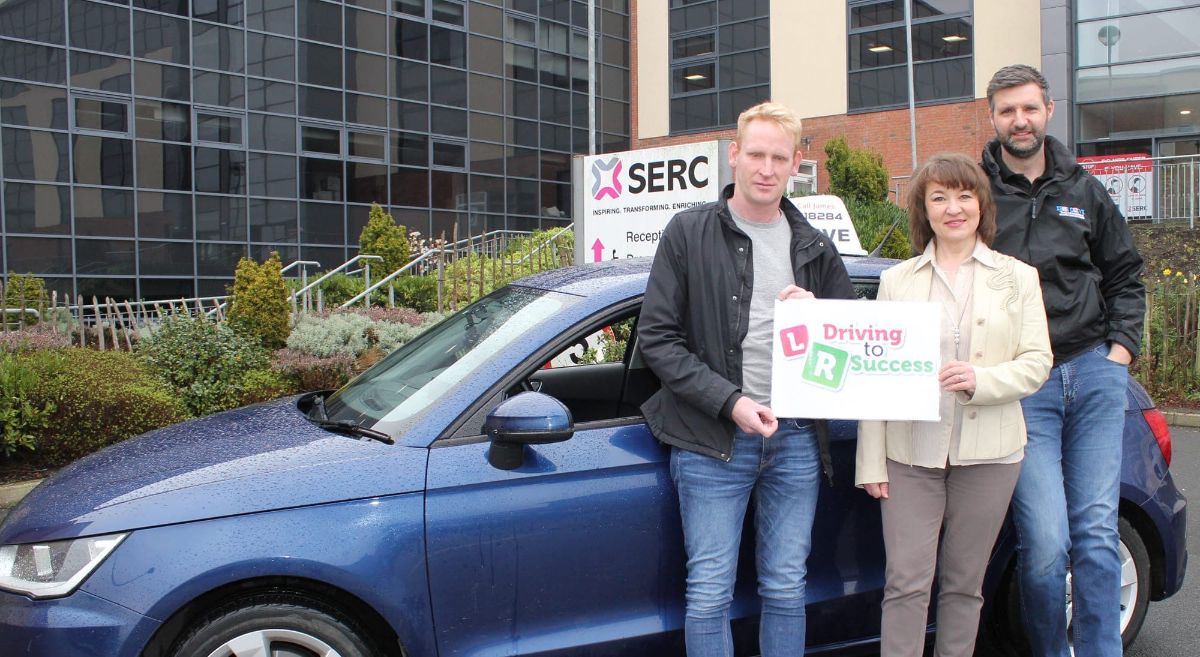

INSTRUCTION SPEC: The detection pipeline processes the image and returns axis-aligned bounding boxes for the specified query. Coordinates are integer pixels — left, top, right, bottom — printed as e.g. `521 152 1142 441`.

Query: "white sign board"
771 299 941 421
787 195 867 256
578 141 723 262
1078 154 1154 219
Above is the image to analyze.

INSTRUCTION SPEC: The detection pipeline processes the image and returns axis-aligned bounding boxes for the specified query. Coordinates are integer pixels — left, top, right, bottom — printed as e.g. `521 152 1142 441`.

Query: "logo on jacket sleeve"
1056 205 1087 221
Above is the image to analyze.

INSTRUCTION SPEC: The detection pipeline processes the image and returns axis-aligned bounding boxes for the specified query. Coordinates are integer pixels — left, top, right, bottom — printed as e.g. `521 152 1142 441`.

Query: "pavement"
1 409 1199 517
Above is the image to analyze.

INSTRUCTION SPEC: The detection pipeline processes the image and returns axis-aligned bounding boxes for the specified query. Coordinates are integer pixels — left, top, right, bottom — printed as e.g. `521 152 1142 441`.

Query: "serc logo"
591 157 623 200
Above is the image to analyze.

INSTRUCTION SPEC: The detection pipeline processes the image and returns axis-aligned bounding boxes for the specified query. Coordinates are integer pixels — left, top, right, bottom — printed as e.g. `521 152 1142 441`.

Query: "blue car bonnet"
0 397 426 544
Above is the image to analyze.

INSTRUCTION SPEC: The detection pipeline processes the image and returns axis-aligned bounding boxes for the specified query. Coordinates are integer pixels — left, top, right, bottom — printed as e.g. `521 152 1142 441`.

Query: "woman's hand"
939 360 976 396
863 482 889 499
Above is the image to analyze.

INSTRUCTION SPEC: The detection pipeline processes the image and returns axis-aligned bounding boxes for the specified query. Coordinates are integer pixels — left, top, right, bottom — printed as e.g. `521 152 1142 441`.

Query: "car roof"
515 255 898 298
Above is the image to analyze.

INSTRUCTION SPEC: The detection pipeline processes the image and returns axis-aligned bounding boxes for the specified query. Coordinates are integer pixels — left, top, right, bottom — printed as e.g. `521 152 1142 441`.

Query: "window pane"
345 7 388 53
394 17 428 61
299 201 344 243
0 81 68 129
197 112 243 145
912 18 971 62
506 43 536 81
76 238 135 276
73 134 133 185
506 145 536 177
669 3 715 32
137 140 192 190
719 18 768 53
135 60 191 101
430 66 466 105
247 32 295 81
193 22 245 73
0 39 67 84
299 85 342 120
136 100 191 141
673 63 715 93
469 73 502 113
468 35 503 76
194 147 247 194
430 169 466 209
3 183 70 234
850 27 906 69
69 0 129 55
140 278 197 300
349 131 386 159
196 241 247 275
469 174 503 212
718 0 766 21
505 176 537 214
298 42 342 88
1078 56 1200 102
248 78 294 113
1078 93 1200 140
912 0 970 19
851 0 903 28
193 70 245 107
346 92 387 126
139 241 195 276
429 26 465 67
249 198 298 241
302 125 340 154
431 105 466 136
6 237 70 274
249 152 297 197
193 0 245 26
392 131 427 165
507 80 537 118
195 194 248 240
135 0 189 18
913 57 970 101
300 0 342 45
74 187 134 237
673 33 715 59
137 191 193 238
848 66 905 109
469 110 502 141
395 0 424 16
247 0 294 35
0 0 65 45
3 128 69 182
389 166 428 206
507 117 537 146
718 85 766 125
346 51 387 95
134 10 190 65
432 0 464 25
670 92 716 131
70 51 131 93
540 122 569 151
1079 9 1200 66
432 140 465 167
392 98 426 130
347 161 387 203
301 157 344 200
470 3 502 38
393 58 428 100
1077 0 1193 21
249 113 295 151
719 51 767 89
75 97 128 133
469 140 502 173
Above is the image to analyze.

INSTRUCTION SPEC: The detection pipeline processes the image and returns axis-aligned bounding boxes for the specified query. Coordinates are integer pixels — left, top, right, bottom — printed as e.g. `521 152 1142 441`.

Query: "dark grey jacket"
637 184 856 481
982 137 1145 362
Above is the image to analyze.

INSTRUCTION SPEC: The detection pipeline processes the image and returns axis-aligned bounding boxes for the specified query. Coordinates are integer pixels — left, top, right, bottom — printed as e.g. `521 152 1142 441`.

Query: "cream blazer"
855 243 1052 486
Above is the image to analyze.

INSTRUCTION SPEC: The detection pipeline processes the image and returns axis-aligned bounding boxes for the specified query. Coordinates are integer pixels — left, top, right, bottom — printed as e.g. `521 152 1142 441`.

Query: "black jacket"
637 184 856 481
981 136 1145 362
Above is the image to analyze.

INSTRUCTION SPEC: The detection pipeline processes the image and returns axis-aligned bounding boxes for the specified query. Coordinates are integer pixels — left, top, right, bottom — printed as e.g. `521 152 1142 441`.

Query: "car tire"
992 515 1152 656
170 594 382 657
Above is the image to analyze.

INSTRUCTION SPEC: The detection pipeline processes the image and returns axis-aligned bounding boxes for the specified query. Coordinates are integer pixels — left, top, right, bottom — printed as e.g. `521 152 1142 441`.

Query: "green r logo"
802 343 849 390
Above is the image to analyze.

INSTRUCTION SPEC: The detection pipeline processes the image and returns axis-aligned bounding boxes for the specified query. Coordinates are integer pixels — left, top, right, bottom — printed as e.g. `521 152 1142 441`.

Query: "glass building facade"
1075 0 1200 157
0 0 630 299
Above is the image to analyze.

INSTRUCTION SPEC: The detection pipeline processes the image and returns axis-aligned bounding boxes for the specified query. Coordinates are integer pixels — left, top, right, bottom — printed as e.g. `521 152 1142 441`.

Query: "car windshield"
323 285 565 430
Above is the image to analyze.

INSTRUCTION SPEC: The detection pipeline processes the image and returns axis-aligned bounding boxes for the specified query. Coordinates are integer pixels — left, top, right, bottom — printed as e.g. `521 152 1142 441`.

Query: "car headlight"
0 533 127 599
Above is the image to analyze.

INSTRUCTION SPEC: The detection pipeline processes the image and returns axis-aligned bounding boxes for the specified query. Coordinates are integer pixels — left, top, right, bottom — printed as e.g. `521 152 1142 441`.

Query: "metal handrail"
293 254 384 300
515 224 573 265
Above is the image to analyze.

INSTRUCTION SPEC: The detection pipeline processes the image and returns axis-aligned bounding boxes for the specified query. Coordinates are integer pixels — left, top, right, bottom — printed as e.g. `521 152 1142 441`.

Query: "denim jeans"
670 420 821 657
1010 343 1127 657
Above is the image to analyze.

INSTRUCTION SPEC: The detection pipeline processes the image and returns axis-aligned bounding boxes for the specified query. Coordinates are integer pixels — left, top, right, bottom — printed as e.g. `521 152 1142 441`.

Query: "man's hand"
1107 342 1132 365
777 284 815 301
731 396 778 438
863 482 889 499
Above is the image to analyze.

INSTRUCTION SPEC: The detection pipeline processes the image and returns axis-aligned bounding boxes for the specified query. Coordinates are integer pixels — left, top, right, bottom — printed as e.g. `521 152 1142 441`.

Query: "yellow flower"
1176 271 1184 277
1162 268 1172 276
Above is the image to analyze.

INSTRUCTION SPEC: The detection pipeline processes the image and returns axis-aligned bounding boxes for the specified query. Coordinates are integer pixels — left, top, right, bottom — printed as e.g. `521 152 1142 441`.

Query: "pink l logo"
779 325 809 358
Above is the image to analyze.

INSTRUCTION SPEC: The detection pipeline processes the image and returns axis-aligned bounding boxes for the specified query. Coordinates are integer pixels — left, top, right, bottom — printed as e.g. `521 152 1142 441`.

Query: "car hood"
0 398 427 544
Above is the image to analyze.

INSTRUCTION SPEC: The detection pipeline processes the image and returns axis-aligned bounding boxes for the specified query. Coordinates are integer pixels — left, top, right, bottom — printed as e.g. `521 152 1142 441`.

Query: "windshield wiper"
315 418 395 445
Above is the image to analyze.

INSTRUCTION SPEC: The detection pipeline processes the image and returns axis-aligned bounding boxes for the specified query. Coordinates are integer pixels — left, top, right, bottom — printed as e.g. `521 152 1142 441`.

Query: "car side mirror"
484 392 574 470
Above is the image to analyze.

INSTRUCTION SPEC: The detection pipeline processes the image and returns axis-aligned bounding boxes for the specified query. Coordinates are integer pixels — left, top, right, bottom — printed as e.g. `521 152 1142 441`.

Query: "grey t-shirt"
731 207 794 408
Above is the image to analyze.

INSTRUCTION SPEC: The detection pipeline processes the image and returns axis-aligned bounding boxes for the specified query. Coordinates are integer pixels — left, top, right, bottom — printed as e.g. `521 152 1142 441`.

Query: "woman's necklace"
939 264 973 359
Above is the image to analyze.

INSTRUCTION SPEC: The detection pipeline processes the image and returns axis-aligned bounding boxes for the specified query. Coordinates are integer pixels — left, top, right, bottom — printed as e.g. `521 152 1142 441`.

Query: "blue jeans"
670 420 821 657
1010 343 1127 657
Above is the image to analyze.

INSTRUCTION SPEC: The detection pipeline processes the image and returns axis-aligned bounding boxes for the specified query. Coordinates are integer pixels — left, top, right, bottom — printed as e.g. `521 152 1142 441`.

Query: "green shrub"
316 272 365 307
23 349 187 465
2 272 48 326
136 316 269 416
358 203 410 274
0 352 55 457
845 197 913 260
228 252 291 349
286 310 441 358
239 367 295 405
391 274 439 312
825 137 889 205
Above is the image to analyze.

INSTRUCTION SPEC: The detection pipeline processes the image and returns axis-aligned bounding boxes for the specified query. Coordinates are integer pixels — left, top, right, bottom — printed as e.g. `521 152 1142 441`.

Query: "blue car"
0 257 1186 657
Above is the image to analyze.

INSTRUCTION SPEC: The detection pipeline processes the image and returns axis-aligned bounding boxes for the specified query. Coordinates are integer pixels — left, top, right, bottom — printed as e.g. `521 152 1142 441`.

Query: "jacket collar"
981 135 1079 191
718 183 820 244
913 239 999 272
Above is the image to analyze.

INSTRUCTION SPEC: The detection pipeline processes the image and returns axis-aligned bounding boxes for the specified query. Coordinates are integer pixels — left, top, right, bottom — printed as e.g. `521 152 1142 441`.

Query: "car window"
543 317 634 368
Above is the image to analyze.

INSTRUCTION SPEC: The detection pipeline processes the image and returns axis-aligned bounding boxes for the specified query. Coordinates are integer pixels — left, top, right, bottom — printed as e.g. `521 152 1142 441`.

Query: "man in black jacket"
981 64 1145 657
637 102 855 657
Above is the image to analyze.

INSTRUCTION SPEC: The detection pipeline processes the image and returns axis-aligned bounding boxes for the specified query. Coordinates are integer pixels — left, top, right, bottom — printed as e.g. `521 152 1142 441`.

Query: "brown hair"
986 64 1051 110
735 102 803 152
906 152 997 251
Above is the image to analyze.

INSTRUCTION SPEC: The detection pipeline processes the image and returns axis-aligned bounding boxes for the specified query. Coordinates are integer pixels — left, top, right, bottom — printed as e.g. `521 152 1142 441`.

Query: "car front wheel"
170 594 382 657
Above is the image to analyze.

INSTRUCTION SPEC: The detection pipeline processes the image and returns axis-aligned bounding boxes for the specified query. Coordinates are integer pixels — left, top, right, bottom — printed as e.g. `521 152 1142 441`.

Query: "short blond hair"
736 102 803 152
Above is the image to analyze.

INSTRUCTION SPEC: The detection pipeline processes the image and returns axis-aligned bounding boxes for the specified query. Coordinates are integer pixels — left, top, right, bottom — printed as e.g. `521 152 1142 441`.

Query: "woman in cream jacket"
856 153 1051 657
